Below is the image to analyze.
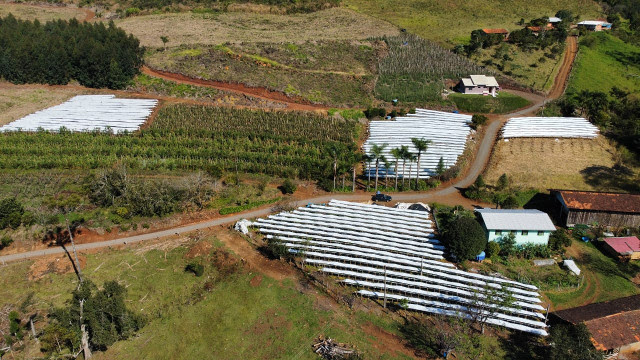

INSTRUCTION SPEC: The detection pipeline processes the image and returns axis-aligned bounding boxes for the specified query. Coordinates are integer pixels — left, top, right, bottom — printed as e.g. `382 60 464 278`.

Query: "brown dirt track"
548 36 578 99
142 66 329 111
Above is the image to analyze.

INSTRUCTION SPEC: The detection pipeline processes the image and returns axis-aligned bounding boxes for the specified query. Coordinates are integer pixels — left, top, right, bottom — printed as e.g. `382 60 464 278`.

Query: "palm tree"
383 159 393 188
405 151 416 189
362 153 373 190
411 137 432 189
390 147 403 191
399 145 410 187
370 143 388 191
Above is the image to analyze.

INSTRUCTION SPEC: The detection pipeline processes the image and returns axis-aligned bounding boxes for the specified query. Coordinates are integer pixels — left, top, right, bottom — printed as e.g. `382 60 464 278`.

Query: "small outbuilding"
552 295 640 359
602 236 640 261
475 209 556 246
577 20 612 31
458 75 500 96
551 190 640 228
481 28 509 39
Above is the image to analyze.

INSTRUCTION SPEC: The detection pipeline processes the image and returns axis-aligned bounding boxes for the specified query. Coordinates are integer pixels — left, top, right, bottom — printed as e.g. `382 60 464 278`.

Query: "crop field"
0 82 83 126
470 44 566 92
567 32 640 94
0 232 413 360
0 105 359 180
484 137 640 192
146 42 377 107
0 3 88 22
115 8 399 48
344 0 601 44
448 92 531 114
375 34 488 104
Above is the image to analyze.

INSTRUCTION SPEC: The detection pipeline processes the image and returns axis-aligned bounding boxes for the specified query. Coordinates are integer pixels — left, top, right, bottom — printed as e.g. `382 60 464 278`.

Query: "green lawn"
448 91 531 113
344 0 601 45
567 32 640 94
0 234 414 360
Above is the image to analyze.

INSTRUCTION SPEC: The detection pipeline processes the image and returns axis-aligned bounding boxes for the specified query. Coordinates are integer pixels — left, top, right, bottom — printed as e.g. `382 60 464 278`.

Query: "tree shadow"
498 331 548 360
580 165 640 193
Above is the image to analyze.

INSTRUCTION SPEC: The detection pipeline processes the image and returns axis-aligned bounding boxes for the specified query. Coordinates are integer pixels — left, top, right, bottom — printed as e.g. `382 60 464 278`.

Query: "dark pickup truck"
372 193 392 202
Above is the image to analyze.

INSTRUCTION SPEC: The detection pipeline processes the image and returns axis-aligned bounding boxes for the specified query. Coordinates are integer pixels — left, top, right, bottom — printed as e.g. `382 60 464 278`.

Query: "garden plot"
254 200 548 336
501 117 599 139
0 95 158 133
363 109 472 179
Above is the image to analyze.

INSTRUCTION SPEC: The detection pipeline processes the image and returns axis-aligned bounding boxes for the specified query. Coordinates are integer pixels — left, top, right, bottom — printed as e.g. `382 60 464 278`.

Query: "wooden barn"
551 190 640 228
552 295 640 359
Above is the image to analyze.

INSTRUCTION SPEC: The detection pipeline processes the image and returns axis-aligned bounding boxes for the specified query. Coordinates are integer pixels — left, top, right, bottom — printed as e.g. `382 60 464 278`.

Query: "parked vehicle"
372 191 392 202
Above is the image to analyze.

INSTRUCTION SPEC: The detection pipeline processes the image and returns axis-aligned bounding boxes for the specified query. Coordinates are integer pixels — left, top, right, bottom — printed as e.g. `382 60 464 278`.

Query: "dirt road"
141 66 329 112
548 36 578 100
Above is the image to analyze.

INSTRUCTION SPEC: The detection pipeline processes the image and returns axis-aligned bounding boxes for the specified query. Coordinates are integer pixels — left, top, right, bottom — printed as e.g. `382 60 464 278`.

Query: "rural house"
475 209 556 246
602 236 640 261
458 75 500 96
577 20 612 31
481 28 509 40
551 190 640 228
552 295 640 359
547 16 562 26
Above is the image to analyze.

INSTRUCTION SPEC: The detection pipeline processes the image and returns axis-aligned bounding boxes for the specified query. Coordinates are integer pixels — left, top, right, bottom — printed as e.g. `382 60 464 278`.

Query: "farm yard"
255 200 548 335
0 82 83 126
0 104 359 178
0 2 90 22
363 109 472 179
483 136 640 192
1 95 158 132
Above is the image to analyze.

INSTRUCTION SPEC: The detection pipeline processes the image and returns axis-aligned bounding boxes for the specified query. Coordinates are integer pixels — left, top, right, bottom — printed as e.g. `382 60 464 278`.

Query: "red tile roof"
553 190 640 213
482 28 509 34
604 236 640 254
554 295 640 350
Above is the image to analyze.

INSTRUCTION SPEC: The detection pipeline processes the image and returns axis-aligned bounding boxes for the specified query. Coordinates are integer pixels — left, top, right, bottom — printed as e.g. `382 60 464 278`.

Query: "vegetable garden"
0 105 360 180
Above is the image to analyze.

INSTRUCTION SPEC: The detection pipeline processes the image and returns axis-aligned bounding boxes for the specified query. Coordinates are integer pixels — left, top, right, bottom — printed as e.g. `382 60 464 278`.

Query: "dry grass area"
484 136 640 192
0 3 87 22
115 7 399 47
0 82 82 126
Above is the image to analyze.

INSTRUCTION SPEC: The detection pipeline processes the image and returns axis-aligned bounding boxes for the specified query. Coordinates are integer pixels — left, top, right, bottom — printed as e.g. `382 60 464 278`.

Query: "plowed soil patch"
28 254 87 281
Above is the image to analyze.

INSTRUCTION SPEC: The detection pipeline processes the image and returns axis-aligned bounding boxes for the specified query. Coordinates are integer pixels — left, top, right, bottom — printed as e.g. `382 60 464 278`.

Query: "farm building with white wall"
458 75 500 96
476 209 556 246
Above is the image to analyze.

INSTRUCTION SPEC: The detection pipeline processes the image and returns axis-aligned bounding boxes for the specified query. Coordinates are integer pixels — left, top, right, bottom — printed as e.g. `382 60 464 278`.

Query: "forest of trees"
0 15 143 89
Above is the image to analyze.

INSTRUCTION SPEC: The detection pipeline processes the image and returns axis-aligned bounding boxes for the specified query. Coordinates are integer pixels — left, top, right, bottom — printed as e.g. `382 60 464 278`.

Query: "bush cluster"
0 15 143 89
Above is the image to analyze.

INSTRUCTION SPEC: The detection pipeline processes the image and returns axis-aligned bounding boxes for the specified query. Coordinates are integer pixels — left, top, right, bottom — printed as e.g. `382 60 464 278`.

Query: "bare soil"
28 253 87 281
361 322 419 359
184 240 213 259
548 36 578 99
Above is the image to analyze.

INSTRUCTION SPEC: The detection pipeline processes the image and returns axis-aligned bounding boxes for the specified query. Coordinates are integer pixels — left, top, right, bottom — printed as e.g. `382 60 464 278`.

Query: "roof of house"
527 24 553 32
553 295 640 350
461 75 499 88
475 209 556 231
553 190 640 214
548 16 562 23
577 20 611 26
482 28 509 34
603 236 640 255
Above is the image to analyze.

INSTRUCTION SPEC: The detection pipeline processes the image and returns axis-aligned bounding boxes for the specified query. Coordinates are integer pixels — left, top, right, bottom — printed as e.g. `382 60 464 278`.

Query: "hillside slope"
344 0 602 44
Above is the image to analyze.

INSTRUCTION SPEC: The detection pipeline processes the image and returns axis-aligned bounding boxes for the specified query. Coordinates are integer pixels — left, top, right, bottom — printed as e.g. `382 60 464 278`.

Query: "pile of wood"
313 336 357 359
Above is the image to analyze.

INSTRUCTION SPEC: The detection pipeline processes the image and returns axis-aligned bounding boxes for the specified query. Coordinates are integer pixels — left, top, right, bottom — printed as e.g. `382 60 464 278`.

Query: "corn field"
0 105 359 180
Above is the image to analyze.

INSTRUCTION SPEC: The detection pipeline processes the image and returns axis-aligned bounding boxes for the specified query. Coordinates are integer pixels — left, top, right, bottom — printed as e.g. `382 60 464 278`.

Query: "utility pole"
544 304 550 324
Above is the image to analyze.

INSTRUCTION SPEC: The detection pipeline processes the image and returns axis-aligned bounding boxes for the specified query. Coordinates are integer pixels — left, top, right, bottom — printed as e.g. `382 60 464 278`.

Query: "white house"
476 209 556 246
458 75 500 96
577 20 612 31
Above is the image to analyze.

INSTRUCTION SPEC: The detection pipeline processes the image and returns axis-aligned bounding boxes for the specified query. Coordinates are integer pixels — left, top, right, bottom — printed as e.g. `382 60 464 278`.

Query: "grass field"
470 44 566 92
146 42 377 106
115 8 399 48
0 232 414 359
484 137 640 192
567 32 640 94
344 0 601 45
448 92 531 114
0 3 87 22
0 82 82 126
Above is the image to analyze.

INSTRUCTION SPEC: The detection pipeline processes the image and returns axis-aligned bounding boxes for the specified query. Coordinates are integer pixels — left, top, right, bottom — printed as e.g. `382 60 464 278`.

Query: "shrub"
501 195 519 209
280 179 297 194
486 241 500 258
0 198 25 230
445 217 487 261
471 114 488 129
185 262 204 277
498 233 517 258
496 173 510 190
0 235 13 250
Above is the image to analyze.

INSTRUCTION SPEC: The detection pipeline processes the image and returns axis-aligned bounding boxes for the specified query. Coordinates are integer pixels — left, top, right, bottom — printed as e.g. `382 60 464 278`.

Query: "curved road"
0 38 578 264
